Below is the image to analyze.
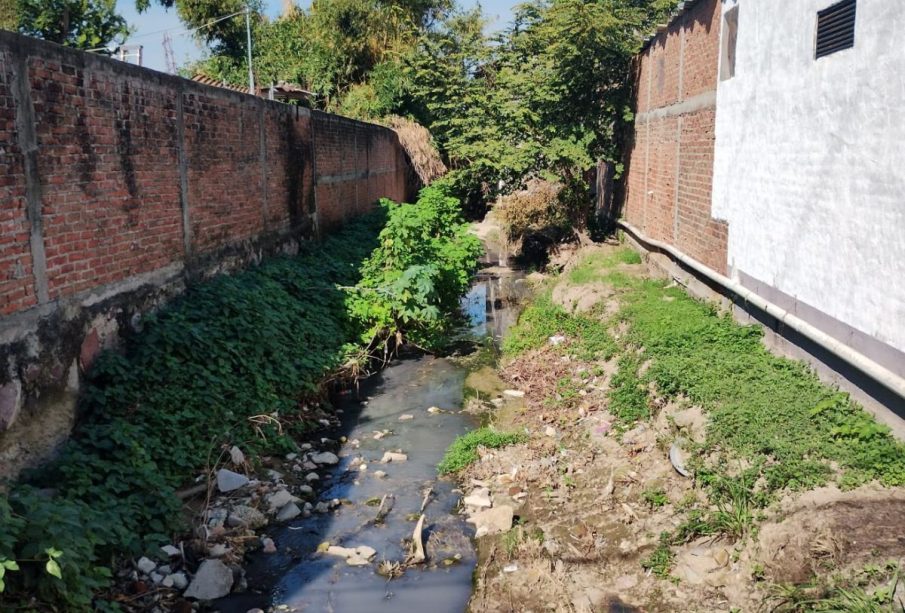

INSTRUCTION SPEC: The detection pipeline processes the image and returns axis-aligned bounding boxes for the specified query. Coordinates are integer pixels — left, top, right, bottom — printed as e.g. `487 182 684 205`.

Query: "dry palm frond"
384 115 447 185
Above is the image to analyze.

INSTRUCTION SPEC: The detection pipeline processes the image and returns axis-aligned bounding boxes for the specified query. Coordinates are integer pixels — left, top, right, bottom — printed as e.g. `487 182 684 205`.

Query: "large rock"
276 502 301 522
463 488 492 509
467 505 514 537
265 489 296 512
184 559 233 600
227 505 267 529
380 451 408 464
310 451 339 465
216 469 249 493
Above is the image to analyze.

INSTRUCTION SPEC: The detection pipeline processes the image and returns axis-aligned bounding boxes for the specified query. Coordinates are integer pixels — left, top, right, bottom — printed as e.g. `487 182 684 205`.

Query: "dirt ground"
461 243 905 612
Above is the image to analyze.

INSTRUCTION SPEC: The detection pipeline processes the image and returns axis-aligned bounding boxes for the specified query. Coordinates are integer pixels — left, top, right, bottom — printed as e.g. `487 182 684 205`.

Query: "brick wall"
621 0 728 274
0 31 415 479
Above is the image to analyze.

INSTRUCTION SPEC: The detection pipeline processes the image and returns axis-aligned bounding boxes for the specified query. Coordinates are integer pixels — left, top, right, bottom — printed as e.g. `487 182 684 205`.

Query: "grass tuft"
438 427 526 475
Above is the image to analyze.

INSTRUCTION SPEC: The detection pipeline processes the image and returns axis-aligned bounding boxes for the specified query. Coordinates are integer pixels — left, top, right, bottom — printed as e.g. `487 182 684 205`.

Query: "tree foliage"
16 0 130 49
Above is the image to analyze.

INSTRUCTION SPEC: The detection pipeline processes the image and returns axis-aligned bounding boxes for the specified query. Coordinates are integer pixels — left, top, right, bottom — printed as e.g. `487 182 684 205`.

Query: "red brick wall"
621 0 728 274
0 49 37 315
0 30 413 318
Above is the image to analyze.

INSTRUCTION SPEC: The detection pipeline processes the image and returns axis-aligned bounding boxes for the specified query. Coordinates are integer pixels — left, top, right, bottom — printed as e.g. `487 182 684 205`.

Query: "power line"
124 8 248 43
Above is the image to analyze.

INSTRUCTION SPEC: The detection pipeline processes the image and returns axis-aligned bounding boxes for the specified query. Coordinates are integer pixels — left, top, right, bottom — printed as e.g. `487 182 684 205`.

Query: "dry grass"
384 115 447 185
494 178 564 241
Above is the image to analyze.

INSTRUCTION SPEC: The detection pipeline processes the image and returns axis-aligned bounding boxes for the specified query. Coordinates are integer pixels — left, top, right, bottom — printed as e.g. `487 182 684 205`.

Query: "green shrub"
349 184 483 349
438 428 526 475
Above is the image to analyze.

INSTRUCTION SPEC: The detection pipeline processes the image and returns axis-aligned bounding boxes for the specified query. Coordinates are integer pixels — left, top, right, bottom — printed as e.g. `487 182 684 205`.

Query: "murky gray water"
217 236 526 613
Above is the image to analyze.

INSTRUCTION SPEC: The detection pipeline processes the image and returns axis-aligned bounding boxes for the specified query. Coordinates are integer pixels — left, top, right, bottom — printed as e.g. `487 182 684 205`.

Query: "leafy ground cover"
0 184 480 610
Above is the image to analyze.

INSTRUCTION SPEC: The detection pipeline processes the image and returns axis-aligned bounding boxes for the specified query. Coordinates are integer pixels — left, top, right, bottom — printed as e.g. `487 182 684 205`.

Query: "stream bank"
455 240 905 612
199 224 529 612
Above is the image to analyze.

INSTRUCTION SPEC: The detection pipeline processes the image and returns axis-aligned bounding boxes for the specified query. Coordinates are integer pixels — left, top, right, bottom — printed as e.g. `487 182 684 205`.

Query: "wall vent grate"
816 0 856 59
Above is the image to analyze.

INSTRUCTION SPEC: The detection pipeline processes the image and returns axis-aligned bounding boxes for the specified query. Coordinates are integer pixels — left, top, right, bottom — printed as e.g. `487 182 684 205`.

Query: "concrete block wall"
621 0 728 274
0 31 414 480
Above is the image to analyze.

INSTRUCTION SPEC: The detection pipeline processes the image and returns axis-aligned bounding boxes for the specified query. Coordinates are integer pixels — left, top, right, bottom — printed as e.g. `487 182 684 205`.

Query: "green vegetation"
501 247 905 584
0 185 479 610
769 562 902 612
438 427 526 475
640 533 675 580
349 182 483 349
641 487 669 509
502 293 616 361
568 249 642 284
14 0 130 49
608 353 650 424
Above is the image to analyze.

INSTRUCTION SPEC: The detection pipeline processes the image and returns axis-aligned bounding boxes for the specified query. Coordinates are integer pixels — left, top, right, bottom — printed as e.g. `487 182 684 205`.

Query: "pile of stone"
462 483 515 538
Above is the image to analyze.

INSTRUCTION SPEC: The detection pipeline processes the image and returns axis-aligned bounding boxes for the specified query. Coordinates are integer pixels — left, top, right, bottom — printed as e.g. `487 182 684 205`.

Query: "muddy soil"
461 242 905 612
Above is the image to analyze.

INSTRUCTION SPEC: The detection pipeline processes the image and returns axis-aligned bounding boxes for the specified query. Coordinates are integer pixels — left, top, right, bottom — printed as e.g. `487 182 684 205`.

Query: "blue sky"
116 0 515 74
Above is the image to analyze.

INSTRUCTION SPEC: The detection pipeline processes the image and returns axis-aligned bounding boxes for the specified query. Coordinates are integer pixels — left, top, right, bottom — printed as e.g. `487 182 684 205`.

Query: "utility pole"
245 8 255 95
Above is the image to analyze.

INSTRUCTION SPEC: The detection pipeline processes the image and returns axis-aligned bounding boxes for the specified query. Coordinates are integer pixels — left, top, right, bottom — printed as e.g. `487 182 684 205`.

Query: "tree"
0 0 17 31
17 0 130 49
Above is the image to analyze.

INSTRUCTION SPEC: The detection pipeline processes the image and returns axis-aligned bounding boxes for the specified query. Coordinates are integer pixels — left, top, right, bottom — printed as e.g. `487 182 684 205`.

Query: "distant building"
620 0 905 417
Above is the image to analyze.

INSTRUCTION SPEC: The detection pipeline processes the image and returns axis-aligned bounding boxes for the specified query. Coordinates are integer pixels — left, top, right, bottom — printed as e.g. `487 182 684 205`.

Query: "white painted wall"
712 0 905 353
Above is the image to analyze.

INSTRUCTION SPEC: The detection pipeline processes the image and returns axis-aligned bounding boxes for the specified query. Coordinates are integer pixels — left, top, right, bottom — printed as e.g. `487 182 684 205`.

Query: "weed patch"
438 428 526 475
502 294 616 361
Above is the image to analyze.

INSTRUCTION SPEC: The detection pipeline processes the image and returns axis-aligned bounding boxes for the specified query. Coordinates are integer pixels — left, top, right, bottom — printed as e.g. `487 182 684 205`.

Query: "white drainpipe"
617 219 905 402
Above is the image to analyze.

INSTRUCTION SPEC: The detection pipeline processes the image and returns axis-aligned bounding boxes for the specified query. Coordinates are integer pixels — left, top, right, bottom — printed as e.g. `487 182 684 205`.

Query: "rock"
613 574 638 591
161 545 181 558
503 563 519 573
669 440 692 477
161 574 175 588
150 572 164 584
325 545 376 566
463 488 492 509
427 406 442 414
298 484 314 496
276 502 301 522
184 559 234 600
502 389 525 398
380 451 408 464
713 548 730 568
229 446 245 466
544 426 557 437
355 546 377 559
261 538 277 554
549 335 566 346
326 545 356 558
373 470 387 479
216 469 249 493
285 452 298 461
227 505 267 529
266 469 284 482
265 489 296 512
168 572 188 590
305 472 320 482
310 451 339 465
314 501 330 513
398 414 414 421
137 556 157 575
207 507 228 528
246 609 265 613
466 505 514 536
208 543 228 558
